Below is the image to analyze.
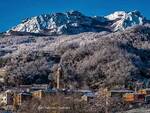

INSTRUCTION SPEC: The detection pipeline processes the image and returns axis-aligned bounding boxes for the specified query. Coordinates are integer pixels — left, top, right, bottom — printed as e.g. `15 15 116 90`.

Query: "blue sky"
0 0 150 32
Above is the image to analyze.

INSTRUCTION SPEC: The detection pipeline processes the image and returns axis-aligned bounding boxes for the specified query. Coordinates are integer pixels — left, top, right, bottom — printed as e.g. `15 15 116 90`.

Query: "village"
1 67 150 113
1 83 150 112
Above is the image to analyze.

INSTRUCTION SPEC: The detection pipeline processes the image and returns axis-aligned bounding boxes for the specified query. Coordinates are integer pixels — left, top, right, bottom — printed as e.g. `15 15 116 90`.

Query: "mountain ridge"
7 10 149 36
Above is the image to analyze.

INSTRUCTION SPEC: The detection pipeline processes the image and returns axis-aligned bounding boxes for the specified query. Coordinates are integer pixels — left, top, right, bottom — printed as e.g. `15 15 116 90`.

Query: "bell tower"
56 65 63 89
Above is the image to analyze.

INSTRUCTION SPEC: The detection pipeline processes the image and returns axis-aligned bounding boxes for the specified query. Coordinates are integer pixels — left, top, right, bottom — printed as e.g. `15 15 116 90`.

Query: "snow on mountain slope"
8 11 110 35
7 10 148 35
105 11 145 31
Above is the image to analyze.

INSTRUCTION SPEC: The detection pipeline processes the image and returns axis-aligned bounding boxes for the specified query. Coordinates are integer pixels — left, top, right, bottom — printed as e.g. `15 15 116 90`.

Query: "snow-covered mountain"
105 10 145 31
7 10 148 35
8 11 110 35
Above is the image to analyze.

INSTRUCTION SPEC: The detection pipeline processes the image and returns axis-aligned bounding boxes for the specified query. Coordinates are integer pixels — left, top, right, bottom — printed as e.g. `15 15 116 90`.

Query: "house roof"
110 89 134 93
18 92 32 96
83 92 96 97
74 89 92 93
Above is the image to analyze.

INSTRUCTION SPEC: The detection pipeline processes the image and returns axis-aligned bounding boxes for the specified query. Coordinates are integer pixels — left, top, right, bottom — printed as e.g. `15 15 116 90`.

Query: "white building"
0 68 7 83
0 90 13 106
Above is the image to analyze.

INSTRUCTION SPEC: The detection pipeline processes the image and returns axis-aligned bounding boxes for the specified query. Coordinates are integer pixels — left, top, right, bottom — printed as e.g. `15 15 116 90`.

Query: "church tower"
56 65 63 89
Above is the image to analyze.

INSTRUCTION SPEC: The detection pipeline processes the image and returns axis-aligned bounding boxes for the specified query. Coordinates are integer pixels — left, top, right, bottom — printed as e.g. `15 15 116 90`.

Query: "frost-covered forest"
0 25 150 89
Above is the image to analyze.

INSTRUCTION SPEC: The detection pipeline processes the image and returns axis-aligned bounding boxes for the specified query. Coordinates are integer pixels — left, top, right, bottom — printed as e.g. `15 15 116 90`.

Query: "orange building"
138 89 150 95
110 89 134 98
32 90 45 99
123 93 145 103
123 93 135 102
13 92 32 106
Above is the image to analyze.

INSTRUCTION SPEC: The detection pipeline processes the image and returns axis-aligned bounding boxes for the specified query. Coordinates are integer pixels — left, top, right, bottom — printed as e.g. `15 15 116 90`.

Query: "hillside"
0 24 150 89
